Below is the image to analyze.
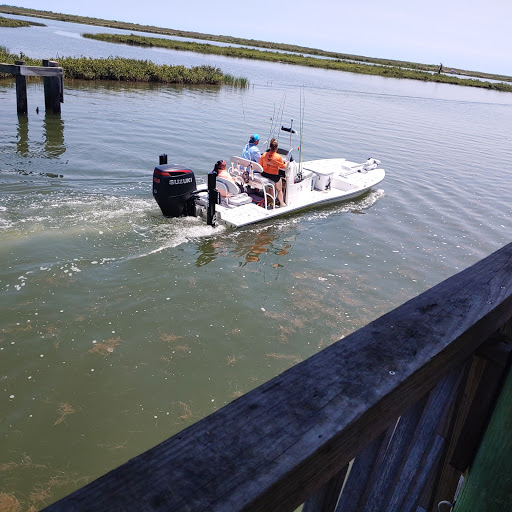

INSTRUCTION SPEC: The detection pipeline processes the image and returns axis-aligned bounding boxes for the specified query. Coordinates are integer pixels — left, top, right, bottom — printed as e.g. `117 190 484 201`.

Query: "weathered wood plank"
0 62 20 74
362 397 427 511
302 465 349 512
430 354 485 508
400 434 445 511
43 60 62 113
334 428 391 512
0 63 63 77
20 65 63 77
382 368 464 511
43 243 512 511
15 60 27 114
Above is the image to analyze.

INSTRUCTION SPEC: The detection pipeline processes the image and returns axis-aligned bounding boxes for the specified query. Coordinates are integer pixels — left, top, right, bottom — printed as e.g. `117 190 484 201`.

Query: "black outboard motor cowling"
153 164 197 217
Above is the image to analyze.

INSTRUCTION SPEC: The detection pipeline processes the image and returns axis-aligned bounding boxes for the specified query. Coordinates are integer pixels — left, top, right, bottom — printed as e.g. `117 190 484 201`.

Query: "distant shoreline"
83 33 512 93
1 5 511 91
0 14 45 27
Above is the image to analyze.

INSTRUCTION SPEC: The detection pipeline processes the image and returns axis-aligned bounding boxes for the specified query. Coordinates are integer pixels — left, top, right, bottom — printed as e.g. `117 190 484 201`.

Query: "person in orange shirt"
259 138 287 207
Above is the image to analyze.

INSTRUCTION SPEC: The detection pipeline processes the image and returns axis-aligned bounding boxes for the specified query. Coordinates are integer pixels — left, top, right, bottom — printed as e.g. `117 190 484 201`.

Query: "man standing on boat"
242 134 262 162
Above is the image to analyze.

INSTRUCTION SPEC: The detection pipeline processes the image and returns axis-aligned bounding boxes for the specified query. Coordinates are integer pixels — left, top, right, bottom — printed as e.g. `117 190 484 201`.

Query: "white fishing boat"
152 129 385 228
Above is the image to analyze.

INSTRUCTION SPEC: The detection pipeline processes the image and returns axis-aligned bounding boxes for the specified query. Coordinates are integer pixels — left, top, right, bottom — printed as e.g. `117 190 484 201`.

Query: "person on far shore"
259 137 287 207
242 134 261 163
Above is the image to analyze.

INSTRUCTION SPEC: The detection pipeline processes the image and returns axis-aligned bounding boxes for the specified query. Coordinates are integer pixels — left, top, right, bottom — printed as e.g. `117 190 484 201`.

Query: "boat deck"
217 167 385 228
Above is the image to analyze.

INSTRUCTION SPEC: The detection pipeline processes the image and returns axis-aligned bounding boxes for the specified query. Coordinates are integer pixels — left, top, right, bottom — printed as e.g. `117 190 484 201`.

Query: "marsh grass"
0 15 45 27
0 47 248 86
83 33 512 92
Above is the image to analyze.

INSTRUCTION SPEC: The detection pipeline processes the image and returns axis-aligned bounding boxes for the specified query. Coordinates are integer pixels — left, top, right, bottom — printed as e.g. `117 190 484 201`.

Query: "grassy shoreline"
0 14 45 27
1 5 511 89
84 33 512 92
0 47 247 85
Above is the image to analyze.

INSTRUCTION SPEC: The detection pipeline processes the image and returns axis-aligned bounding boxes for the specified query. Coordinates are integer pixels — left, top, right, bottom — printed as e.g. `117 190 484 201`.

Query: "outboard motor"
153 155 197 217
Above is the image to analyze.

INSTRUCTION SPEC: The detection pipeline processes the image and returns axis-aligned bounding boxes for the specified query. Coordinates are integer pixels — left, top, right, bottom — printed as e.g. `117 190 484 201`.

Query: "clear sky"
8 0 512 75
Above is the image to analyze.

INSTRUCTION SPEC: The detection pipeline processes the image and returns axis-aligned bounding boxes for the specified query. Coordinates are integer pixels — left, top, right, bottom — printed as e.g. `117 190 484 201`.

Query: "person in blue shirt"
242 134 262 163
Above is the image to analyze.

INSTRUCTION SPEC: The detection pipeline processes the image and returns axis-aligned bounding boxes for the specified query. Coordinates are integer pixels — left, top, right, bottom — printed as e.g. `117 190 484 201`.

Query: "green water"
1 14 512 510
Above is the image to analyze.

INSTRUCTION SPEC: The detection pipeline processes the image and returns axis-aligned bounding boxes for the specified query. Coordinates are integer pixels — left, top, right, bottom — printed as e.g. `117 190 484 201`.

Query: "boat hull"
213 158 385 228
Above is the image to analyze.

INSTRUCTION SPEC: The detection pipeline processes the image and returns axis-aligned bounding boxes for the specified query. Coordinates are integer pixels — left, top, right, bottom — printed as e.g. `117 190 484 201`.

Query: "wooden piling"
14 60 27 114
42 59 61 114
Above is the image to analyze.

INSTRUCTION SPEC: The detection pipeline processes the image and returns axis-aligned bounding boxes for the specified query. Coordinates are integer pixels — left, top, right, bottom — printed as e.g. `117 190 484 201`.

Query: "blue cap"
249 134 259 143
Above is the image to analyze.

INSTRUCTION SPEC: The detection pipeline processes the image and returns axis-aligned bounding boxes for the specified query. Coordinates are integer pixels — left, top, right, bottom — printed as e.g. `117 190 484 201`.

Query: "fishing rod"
266 102 276 148
273 92 286 147
241 96 248 141
299 87 304 178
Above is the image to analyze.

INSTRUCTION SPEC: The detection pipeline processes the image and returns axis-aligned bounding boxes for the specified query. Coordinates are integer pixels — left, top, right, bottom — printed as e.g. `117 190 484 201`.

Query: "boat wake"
280 188 385 225
128 217 227 260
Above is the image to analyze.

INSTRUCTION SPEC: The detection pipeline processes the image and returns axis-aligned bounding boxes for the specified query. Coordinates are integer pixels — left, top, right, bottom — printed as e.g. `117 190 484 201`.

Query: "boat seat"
216 177 252 207
229 156 263 180
217 177 240 196
249 174 277 209
229 156 277 209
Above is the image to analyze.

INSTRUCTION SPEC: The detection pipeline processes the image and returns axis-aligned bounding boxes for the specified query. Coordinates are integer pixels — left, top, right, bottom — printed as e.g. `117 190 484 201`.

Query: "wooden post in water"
42 59 62 114
15 60 27 115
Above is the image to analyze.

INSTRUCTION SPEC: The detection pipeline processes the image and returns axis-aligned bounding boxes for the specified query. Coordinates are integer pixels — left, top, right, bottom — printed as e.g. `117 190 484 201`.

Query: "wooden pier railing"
42 242 512 511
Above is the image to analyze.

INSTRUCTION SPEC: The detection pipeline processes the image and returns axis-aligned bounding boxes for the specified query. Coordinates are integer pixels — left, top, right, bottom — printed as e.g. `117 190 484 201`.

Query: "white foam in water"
1 182 384 272
0 218 14 230
1 190 156 236
129 217 227 260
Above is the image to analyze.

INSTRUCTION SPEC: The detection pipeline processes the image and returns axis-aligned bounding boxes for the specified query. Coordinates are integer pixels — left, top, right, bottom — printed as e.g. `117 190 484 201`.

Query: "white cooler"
312 168 333 191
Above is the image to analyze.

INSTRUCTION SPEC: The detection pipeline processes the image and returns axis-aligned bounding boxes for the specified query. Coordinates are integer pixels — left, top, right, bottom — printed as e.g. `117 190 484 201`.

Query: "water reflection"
43 113 65 157
240 228 295 264
239 229 278 263
70 79 225 97
16 114 29 155
15 112 66 158
195 238 227 267
194 226 296 267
